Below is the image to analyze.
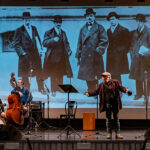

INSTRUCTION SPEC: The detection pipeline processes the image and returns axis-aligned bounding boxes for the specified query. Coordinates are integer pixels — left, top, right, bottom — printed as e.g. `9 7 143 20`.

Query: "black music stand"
57 84 81 138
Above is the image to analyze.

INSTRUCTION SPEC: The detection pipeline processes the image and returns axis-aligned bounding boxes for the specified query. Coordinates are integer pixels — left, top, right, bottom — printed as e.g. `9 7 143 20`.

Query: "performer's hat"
84 8 96 17
53 15 62 23
135 13 147 22
107 12 120 21
101 72 111 77
22 12 31 19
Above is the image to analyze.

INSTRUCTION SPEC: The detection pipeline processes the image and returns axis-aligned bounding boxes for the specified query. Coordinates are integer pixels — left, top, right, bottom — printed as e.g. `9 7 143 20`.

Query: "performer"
75 8 108 92
11 79 33 114
129 14 150 100
85 72 132 139
43 15 73 97
106 12 130 84
0 99 5 118
13 12 44 93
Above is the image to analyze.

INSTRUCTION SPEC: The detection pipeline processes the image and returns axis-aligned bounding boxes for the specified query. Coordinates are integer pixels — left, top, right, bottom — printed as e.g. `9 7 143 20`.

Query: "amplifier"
31 101 42 111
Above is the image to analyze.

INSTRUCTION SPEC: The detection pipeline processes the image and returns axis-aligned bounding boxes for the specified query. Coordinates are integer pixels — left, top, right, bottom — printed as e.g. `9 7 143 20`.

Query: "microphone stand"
85 76 105 139
43 80 50 119
39 79 56 130
144 70 149 128
136 71 149 139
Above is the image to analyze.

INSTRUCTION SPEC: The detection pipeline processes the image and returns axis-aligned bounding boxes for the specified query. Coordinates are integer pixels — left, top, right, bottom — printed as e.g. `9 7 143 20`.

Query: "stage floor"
21 129 145 141
0 129 147 150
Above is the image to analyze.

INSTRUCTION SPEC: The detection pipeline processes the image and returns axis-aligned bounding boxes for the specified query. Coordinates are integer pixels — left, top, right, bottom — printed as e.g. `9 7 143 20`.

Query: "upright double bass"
6 73 24 125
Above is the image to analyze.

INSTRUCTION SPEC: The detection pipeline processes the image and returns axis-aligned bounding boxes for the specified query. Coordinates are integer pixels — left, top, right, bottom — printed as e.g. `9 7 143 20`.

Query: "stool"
83 113 95 131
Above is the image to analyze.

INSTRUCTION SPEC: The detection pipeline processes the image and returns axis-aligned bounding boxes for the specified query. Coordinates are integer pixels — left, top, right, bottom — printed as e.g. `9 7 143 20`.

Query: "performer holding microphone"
85 72 132 139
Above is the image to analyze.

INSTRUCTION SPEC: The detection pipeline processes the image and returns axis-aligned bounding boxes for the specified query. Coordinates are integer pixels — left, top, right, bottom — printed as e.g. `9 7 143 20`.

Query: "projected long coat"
76 21 108 81
106 24 130 75
129 26 150 81
13 25 42 77
43 28 73 78
88 79 127 113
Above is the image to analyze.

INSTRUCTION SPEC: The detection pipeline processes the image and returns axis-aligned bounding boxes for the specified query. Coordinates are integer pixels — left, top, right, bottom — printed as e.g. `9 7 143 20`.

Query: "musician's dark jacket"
88 79 127 113
11 87 33 104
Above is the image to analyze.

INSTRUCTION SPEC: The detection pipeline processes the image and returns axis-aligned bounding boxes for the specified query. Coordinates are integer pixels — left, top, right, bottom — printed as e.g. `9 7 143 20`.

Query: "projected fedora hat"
135 13 147 22
101 72 111 77
22 12 31 19
107 12 120 21
84 8 96 17
53 15 62 23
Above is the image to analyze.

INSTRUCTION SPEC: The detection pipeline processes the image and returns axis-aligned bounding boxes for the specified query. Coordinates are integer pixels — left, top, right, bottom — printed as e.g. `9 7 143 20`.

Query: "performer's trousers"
136 80 150 97
105 104 120 134
22 76 44 92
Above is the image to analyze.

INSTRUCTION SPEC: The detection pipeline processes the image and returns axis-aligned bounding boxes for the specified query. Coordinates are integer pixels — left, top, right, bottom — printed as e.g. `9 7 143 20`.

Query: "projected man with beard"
13 12 44 93
130 14 150 100
106 12 130 84
43 15 73 97
76 8 108 92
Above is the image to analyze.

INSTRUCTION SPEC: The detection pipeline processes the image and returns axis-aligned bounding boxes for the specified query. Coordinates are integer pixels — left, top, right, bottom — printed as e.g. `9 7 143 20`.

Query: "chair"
60 101 77 120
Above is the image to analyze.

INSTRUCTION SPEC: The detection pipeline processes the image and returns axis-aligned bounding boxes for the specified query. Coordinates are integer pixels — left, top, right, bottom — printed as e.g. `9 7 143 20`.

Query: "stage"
0 129 147 150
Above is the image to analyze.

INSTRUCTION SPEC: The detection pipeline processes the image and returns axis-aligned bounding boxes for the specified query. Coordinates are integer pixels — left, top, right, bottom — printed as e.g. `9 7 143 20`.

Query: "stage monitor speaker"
0 124 22 140
83 113 95 131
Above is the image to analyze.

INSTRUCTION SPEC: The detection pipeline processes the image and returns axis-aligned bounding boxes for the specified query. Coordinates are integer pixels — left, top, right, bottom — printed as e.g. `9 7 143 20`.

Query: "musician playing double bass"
11 79 33 114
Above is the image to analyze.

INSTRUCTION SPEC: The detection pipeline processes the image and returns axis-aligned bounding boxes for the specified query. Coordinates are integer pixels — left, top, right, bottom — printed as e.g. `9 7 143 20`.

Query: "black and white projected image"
0 6 150 108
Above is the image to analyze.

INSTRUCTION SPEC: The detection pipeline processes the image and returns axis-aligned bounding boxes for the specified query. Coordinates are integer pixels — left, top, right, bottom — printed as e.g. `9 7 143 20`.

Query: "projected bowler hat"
84 8 96 17
53 15 62 23
22 12 31 18
107 12 120 21
101 72 111 77
135 14 147 22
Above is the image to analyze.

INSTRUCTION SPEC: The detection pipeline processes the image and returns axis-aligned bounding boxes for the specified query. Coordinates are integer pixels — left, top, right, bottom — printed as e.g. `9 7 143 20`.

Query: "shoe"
116 134 123 139
134 95 142 100
52 92 56 97
106 133 112 139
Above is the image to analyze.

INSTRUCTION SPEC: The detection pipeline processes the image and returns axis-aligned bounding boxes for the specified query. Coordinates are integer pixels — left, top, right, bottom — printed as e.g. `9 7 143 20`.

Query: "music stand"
57 84 81 138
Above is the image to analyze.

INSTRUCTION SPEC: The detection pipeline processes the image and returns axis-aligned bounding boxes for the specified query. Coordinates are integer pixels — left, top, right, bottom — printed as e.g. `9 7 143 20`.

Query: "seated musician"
11 79 33 114
0 99 5 118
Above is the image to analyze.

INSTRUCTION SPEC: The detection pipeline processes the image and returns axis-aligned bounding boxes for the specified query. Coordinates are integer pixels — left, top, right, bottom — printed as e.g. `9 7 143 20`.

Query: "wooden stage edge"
0 129 148 150
44 108 150 119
